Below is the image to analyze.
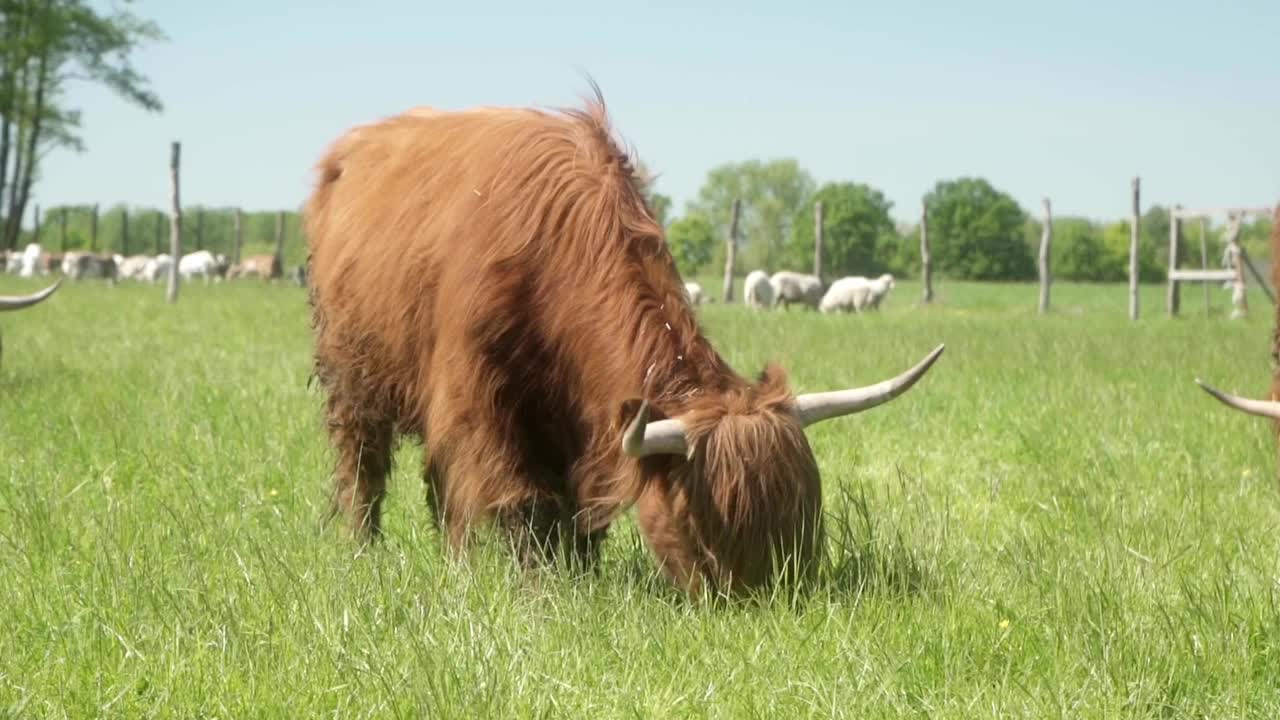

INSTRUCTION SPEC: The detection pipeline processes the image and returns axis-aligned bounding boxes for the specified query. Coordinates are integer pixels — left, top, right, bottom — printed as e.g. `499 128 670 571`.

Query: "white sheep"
743 269 774 310
769 271 823 310
684 281 704 306
819 273 896 313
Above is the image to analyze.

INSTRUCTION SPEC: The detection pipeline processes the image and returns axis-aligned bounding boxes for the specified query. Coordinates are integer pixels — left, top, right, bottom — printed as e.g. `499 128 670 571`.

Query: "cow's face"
623 345 944 596
633 379 824 596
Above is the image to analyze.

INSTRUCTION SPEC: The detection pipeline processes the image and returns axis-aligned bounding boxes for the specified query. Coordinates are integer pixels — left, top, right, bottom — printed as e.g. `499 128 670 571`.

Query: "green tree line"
20 204 308 266
659 161 1274 283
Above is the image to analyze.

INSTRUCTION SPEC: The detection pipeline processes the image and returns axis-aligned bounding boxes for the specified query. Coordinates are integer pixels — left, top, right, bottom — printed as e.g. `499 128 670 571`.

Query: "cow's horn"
1195 378 1280 420
621 400 689 458
795 344 945 427
0 279 61 312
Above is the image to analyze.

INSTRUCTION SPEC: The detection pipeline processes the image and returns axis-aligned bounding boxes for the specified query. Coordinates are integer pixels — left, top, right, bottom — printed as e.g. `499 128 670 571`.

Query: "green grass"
2 275 1279 718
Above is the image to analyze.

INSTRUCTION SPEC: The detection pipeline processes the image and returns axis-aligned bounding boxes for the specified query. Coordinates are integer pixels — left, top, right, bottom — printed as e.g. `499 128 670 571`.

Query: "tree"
1 0 164 248
786 182 896 278
687 159 815 271
1238 215 1273 262
648 191 671 228
665 214 716 277
925 178 1033 281
633 159 670 227
1101 219 1163 283
1049 217 1112 281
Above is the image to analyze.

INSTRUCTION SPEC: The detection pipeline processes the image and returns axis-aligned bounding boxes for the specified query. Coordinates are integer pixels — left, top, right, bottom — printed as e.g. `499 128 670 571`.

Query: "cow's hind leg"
326 400 394 540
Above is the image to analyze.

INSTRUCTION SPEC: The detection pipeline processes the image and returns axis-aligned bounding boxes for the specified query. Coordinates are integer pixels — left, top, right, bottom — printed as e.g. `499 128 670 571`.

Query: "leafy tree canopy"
786 181 897 279
925 178 1032 281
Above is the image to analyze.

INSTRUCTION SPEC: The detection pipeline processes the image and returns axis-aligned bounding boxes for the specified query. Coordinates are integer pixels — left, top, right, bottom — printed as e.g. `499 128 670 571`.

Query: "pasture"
2 277 1279 717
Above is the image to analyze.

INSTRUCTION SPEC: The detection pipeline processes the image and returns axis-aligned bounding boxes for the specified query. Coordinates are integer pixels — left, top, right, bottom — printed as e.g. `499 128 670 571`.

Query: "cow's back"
303 106 563 420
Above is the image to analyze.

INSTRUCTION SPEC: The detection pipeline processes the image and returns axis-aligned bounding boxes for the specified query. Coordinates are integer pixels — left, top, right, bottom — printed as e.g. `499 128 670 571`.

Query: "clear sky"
34 0 1280 225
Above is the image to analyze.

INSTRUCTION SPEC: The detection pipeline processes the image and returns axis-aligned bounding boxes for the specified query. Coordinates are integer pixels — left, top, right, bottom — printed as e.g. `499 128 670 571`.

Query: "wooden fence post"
1129 178 1140 320
121 208 130 257
813 200 824 282
233 208 243 265
721 198 741 303
1226 215 1248 319
1167 204 1182 316
1199 218 1209 316
167 141 182 304
920 199 933 304
1238 248 1275 304
274 210 285 270
1038 198 1052 314
89 203 98 251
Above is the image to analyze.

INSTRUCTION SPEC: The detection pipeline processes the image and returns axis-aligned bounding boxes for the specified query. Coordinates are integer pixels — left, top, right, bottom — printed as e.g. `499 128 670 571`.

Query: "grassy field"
2 276 1279 718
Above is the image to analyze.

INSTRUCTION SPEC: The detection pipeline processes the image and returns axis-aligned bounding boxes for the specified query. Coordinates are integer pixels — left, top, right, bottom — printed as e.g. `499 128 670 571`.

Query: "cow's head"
622 344 944 596
0 279 61 312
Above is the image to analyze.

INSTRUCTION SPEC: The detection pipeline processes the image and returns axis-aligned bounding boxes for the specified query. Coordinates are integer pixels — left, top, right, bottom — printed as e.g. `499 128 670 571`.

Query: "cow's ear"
617 397 673 427
618 398 643 429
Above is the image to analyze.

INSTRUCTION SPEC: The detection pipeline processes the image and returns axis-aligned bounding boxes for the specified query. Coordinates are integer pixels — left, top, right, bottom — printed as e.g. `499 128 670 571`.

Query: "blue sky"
35 0 1280 225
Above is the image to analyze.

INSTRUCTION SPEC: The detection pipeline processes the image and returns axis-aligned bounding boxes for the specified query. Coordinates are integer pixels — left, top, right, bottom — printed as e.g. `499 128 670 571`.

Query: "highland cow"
1197 205 1280 425
303 90 945 596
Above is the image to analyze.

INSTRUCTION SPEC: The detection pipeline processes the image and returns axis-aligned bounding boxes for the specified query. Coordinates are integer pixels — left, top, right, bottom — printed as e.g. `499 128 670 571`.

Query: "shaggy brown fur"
303 90 823 596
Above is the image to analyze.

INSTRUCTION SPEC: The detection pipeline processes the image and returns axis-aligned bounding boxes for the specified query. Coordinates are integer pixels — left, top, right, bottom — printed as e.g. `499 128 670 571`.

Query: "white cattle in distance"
178 250 230 283
62 252 118 282
143 254 173 283
116 255 154 281
18 243 43 278
769 271 823 310
819 274 896 314
743 269 774 310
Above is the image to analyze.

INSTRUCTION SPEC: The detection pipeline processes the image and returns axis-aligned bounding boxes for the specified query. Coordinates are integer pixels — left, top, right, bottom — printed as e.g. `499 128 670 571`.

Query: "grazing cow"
291 264 308 288
3 250 18 274
228 253 283 280
1197 206 1280 424
820 274 896 314
18 243 43 278
683 281 705 306
116 255 153 281
41 253 63 276
303 92 945 597
178 250 230 283
143 254 173 283
770 271 824 310
66 253 118 282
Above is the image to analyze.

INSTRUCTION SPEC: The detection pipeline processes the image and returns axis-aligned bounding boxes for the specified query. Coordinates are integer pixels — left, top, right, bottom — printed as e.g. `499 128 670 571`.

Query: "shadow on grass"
315 475 942 611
